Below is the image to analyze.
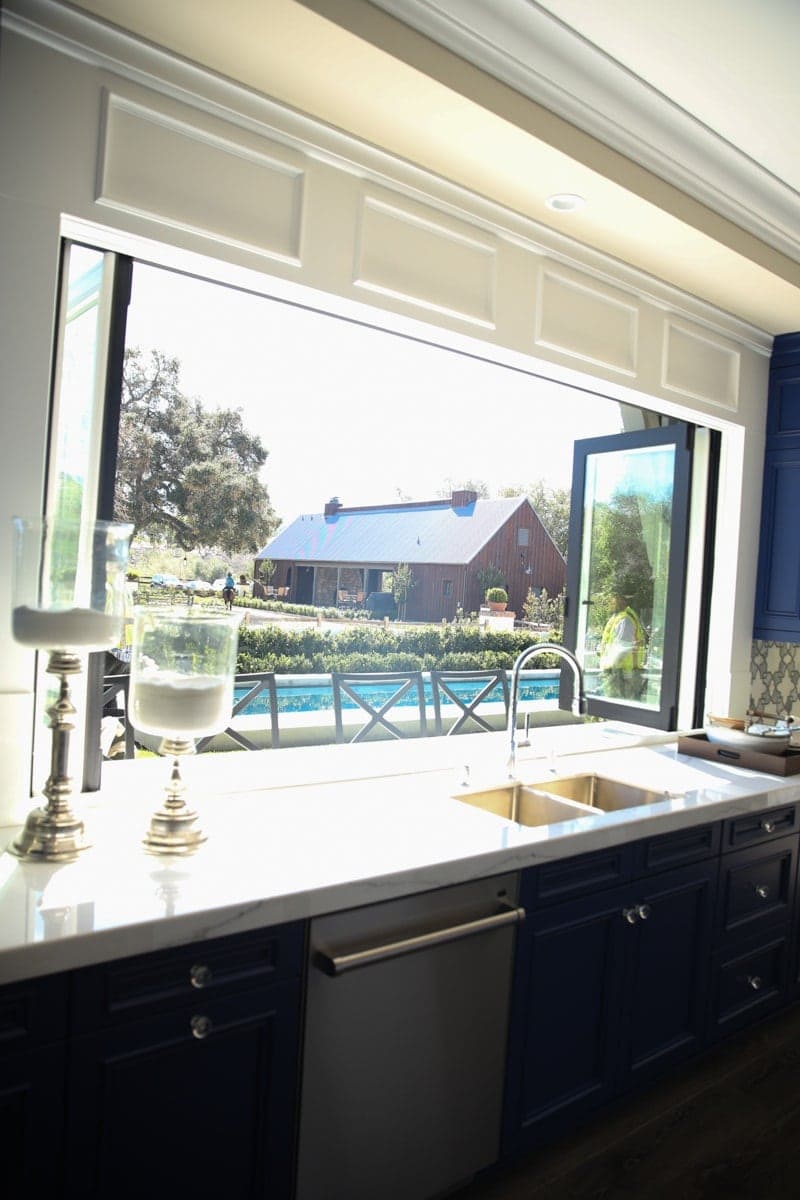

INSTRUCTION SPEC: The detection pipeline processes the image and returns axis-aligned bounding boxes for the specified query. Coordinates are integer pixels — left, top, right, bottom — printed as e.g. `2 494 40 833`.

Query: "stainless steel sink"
530 774 668 812
455 782 596 828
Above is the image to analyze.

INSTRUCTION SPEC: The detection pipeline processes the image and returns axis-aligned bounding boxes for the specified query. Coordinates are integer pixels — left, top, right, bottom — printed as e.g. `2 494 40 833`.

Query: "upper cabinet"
754 333 800 642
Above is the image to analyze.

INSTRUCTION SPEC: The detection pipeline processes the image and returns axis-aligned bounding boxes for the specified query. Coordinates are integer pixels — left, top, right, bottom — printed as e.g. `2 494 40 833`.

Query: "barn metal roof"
257 496 532 565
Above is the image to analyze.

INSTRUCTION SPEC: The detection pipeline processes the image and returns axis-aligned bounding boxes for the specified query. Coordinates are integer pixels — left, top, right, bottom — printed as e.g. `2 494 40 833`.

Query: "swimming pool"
235 673 560 715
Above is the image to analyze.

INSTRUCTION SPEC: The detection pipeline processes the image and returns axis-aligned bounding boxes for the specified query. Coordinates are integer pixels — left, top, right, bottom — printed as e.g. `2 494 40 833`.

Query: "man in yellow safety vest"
598 588 647 700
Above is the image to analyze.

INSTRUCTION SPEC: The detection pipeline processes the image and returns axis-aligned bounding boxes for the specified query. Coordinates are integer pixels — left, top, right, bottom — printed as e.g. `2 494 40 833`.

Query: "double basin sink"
455 773 671 829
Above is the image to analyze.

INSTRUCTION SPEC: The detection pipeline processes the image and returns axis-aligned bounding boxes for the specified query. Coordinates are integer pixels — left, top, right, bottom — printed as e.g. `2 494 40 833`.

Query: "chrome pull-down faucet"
507 643 587 777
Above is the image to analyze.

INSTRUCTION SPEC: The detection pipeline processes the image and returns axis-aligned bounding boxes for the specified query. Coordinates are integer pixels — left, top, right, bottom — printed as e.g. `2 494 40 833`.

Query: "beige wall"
0 10 772 823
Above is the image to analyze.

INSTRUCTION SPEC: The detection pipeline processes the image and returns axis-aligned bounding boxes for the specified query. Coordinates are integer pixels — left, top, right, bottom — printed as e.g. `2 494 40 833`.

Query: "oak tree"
115 348 277 553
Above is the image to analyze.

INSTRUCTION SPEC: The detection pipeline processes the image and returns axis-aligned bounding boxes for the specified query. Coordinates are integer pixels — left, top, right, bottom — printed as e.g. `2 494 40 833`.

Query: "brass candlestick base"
9 651 91 862
143 737 207 856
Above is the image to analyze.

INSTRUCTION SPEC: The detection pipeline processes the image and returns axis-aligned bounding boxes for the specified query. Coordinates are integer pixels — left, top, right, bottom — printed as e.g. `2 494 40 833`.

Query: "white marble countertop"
2 723 800 984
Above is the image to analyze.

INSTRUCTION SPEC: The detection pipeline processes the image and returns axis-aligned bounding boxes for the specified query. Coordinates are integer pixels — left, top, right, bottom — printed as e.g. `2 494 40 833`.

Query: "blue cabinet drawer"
722 805 798 851
634 822 720 874
710 931 790 1039
716 836 797 942
523 843 635 907
71 921 305 1031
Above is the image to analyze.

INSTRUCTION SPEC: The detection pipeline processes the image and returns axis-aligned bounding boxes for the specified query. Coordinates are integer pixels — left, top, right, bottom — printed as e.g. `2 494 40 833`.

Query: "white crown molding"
368 0 800 265
2 0 772 351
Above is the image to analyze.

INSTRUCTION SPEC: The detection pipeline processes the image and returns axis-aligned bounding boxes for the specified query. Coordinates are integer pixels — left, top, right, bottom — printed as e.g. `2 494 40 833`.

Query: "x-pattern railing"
431 669 510 736
332 671 427 743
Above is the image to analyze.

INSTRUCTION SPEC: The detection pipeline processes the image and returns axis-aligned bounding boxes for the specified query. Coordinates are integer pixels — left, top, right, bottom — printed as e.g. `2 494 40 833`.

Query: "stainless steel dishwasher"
296 873 522 1200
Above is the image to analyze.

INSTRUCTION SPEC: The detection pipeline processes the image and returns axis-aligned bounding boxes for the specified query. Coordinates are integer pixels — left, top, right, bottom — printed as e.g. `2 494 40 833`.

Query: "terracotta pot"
488 601 507 612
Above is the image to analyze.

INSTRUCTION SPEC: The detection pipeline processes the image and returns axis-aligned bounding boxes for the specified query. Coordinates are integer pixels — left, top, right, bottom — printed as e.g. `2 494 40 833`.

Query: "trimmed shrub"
236 622 560 674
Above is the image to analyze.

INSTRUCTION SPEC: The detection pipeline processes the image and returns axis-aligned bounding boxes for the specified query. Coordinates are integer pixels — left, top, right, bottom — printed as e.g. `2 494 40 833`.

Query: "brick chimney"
451 489 479 508
324 496 343 517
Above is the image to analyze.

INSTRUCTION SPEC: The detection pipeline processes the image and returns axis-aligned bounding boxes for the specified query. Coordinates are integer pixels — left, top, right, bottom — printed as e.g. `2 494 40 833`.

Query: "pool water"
236 676 560 715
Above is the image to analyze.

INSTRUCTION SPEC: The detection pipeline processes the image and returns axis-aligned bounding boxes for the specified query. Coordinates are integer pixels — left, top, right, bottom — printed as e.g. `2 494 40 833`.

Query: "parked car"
151 573 181 588
184 579 214 595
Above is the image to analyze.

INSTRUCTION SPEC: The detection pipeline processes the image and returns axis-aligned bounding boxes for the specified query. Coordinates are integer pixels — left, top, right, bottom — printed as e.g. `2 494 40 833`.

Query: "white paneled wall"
354 190 497 326
535 266 639 375
662 320 742 409
99 90 307 264
0 6 770 822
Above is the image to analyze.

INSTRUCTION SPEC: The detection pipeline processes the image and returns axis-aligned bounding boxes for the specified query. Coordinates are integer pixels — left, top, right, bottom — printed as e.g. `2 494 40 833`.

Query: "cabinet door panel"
504 883 628 1150
0 1044 67 1193
624 862 716 1085
754 444 800 639
766 364 800 439
66 981 300 1200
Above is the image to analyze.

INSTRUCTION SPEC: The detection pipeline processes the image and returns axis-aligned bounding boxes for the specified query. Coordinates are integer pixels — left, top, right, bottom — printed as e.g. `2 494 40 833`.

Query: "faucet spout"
507 642 587 777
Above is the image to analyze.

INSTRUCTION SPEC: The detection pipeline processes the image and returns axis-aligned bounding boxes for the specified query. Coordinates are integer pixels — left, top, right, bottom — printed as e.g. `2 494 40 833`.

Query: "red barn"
255 490 565 622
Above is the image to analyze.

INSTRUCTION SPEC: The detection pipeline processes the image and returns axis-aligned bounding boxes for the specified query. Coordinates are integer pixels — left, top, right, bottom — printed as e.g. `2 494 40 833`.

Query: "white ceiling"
45 0 800 334
536 0 799 194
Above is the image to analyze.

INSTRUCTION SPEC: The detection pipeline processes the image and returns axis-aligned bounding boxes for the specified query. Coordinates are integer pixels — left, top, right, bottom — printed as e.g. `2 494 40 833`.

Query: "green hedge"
236 623 562 674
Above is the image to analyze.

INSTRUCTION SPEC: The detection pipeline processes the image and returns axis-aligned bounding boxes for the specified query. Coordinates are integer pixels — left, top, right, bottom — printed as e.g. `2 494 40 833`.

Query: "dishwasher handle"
314 899 525 976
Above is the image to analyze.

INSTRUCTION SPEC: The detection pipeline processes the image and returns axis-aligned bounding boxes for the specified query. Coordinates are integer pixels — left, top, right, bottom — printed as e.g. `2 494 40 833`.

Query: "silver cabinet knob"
761 820 776 834
190 963 213 989
623 907 638 925
746 975 763 991
190 1014 213 1039
754 884 770 900
635 904 652 921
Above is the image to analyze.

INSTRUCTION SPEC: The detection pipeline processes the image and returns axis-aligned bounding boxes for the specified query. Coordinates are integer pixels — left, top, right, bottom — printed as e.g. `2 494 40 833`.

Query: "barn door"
563 424 693 729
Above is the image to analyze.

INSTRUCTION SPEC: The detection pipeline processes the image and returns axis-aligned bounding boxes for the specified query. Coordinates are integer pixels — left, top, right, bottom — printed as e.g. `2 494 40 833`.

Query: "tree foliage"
391 563 417 619
500 481 571 558
475 563 506 594
588 489 666 629
115 348 277 553
437 477 490 499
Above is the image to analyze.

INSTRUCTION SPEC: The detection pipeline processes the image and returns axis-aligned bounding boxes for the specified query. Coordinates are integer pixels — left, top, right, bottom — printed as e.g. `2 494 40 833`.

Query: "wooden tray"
678 733 800 776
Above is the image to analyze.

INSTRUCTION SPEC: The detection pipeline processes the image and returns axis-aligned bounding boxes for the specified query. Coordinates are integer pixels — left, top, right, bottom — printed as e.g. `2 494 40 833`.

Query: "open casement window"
41 240 132 793
563 425 693 729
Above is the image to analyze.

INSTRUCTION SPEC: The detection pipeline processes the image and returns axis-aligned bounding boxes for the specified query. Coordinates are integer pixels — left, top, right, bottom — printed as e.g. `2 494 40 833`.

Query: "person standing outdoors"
598 586 647 700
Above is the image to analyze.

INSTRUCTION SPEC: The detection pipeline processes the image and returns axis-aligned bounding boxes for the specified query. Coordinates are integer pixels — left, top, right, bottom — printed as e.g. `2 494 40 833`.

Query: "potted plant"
485 586 508 612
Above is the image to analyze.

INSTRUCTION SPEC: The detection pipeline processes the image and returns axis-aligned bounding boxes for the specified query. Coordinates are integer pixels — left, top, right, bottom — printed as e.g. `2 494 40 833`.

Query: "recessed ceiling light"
545 193 586 212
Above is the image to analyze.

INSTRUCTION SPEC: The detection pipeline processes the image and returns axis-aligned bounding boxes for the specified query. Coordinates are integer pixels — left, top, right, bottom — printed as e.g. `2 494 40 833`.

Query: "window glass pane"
49 245 109 523
577 442 677 710
86 254 702 761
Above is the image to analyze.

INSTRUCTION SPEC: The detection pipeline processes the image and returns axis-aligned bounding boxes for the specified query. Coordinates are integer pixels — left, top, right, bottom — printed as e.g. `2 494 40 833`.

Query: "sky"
124 263 625 529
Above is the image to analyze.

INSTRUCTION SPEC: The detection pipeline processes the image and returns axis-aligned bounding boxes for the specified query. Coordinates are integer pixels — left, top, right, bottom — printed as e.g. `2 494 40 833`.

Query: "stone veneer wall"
750 641 800 717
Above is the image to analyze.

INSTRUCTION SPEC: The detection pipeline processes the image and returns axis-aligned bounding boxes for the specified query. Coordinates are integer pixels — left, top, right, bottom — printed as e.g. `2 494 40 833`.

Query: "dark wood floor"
451 1003 800 1200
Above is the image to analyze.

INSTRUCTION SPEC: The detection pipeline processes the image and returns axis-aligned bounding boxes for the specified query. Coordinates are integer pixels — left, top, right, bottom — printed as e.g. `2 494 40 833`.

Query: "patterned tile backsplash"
751 640 800 718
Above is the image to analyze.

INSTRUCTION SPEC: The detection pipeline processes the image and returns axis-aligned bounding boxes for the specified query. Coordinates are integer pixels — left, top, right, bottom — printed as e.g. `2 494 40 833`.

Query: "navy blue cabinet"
503 849 717 1155
710 817 798 1037
66 980 300 1200
0 973 69 1192
503 878 629 1148
0 922 305 1200
754 332 800 641
622 861 716 1085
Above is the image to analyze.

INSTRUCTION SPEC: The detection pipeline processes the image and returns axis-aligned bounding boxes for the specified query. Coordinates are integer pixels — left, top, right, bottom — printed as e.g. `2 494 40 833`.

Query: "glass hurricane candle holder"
129 607 242 855
9 515 133 861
